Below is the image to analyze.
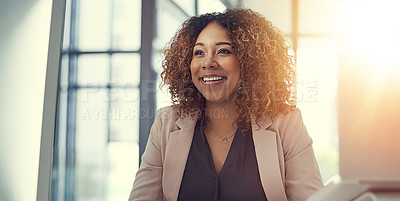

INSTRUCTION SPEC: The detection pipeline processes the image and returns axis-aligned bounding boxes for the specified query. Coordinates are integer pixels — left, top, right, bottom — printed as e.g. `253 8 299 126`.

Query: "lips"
199 74 227 85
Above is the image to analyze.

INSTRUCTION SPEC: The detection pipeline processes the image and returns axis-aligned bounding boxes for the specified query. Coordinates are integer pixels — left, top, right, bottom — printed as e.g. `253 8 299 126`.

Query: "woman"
129 9 323 201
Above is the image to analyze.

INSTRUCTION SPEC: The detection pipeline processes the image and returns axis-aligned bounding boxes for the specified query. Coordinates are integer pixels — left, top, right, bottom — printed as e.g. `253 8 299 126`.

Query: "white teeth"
202 76 224 82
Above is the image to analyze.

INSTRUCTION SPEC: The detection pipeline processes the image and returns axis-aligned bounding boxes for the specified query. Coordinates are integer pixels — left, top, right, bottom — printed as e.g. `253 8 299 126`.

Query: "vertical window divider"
64 0 78 200
194 0 198 15
139 0 157 165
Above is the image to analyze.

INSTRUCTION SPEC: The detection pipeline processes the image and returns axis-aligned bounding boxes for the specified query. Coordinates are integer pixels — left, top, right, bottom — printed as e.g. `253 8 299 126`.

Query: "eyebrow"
194 42 232 46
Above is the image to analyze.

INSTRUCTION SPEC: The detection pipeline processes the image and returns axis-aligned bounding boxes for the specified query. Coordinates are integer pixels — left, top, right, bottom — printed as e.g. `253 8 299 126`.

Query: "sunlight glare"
338 0 400 78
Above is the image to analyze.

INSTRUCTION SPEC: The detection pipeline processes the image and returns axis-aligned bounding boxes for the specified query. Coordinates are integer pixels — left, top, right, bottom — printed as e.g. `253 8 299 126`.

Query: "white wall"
0 0 52 200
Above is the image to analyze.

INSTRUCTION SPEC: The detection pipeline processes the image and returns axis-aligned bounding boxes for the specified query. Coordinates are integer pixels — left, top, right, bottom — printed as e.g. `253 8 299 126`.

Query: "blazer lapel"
252 117 288 201
162 117 196 201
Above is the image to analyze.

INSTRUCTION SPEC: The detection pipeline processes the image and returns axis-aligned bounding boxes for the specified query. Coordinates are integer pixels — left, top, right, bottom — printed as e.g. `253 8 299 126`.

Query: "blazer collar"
162 117 197 201
251 114 273 130
252 115 288 201
175 116 197 129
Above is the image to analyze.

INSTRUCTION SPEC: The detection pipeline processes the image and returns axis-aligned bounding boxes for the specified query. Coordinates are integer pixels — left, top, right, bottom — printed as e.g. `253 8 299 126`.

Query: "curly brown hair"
161 9 295 129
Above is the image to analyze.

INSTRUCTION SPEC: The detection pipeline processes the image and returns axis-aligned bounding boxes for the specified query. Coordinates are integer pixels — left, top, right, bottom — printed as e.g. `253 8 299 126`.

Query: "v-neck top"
177 117 268 201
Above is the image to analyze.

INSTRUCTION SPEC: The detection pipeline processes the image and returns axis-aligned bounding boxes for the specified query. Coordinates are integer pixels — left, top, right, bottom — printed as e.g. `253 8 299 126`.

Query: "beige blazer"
129 106 323 201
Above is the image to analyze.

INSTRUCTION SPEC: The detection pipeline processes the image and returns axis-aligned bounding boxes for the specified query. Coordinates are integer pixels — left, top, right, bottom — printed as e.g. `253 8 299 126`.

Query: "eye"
217 48 232 54
193 50 204 56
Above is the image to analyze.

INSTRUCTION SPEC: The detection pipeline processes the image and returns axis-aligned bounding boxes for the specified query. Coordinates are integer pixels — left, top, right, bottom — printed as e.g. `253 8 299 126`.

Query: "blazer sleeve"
128 111 164 201
280 109 324 201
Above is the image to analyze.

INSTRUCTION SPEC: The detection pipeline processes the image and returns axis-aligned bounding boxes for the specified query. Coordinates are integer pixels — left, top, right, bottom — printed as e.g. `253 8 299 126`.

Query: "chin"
201 90 238 104
204 96 234 104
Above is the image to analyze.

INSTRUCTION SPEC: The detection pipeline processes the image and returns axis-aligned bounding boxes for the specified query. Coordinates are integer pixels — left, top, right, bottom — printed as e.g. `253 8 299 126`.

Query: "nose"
202 54 218 70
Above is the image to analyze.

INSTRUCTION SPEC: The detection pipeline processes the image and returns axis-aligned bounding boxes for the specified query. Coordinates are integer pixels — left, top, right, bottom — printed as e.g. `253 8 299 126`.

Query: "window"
296 0 339 183
241 0 339 183
53 0 229 200
53 0 141 200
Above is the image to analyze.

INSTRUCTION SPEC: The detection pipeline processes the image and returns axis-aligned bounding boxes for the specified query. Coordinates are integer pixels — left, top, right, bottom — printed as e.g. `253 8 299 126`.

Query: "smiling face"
190 23 241 104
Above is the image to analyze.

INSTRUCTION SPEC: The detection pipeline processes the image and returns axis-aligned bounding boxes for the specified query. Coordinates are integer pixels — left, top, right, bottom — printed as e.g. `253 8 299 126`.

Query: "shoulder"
156 105 179 120
270 108 313 160
150 106 197 148
271 108 304 130
152 106 180 129
147 106 180 151
260 108 304 131
154 105 198 131
156 105 198 128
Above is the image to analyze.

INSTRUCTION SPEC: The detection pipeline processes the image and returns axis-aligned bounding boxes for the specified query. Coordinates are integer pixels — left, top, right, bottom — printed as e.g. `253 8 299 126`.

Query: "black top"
177 117 268 201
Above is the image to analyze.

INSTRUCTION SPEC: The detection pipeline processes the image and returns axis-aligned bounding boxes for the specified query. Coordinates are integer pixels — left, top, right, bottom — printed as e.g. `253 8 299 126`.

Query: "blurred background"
0 0 399 200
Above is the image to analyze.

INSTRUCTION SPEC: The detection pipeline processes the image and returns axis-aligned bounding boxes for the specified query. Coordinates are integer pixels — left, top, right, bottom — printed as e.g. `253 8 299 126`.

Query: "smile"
199 75 227 85
200 76 226 82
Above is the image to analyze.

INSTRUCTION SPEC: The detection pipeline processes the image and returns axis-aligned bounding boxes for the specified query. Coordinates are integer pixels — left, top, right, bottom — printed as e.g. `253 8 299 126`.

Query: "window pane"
154 2 187 109
172 0 195 16
241 0 292 34
298 37 337 48
54 77 69 201
153 52 172 109
299 0 338 35
155 5 185 49
113 0 141 50
60 55 69 89
79 0 111 50
156 82 171 109
111 53 140 86
62 0 72 50
296 37 339 183
105 142 139 201
198 0 226 15
109 88 140 142
77 54 110 86
55 55 70 200
75 89 109 201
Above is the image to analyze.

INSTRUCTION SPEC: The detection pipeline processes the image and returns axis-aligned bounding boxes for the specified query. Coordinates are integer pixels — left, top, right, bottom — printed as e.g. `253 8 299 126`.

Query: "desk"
307 182 400 201
353 191 400 201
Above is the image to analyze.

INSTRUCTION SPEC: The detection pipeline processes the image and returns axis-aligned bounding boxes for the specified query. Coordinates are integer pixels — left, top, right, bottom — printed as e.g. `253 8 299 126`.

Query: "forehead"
195 23 231 42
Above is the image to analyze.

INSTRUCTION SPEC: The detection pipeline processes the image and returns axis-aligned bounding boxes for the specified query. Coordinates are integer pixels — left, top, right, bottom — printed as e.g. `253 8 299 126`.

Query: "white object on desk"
307 178 400 201
353 191 400 201
307 180 369 201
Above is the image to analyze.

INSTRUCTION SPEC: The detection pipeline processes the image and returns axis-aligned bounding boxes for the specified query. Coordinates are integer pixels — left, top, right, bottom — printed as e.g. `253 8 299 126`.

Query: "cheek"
190 60 200 77
226 59 241 79
190 61 198 84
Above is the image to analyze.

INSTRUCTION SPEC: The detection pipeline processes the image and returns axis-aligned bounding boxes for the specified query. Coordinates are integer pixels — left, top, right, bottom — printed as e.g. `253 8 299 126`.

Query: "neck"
204 100 238 134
